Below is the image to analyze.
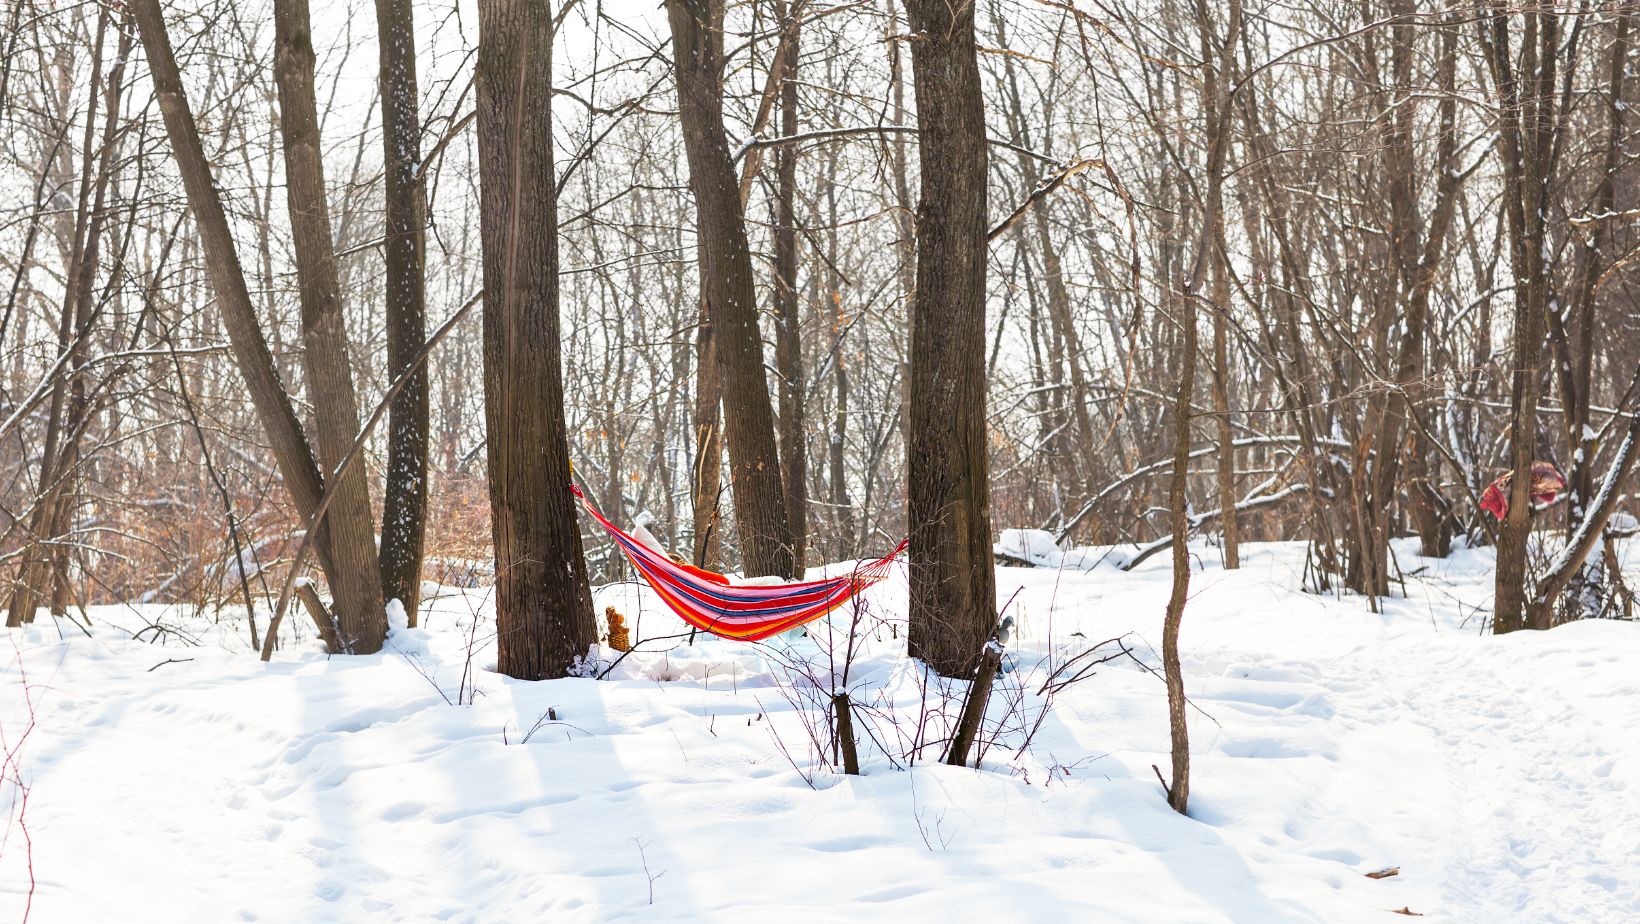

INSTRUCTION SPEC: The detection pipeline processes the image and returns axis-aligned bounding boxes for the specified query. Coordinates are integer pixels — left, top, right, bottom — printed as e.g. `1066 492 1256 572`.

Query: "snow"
994 527 1116 570
205 540 276 585
3 540 1639 921
995 527 1065 566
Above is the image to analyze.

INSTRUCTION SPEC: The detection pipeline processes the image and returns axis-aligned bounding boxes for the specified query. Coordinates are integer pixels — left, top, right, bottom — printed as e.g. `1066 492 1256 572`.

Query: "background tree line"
2 0 1636 678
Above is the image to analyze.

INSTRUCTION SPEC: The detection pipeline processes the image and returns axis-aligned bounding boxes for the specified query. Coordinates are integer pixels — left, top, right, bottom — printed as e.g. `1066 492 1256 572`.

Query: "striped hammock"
573 484 905 641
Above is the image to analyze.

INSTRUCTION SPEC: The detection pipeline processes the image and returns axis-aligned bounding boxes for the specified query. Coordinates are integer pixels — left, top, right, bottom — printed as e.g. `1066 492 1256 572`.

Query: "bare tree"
132 0 386 652
6 6 128 626
666 0 794 578
271 0 389 650
903 0 996 676
1198 0 1242 570
374 0 431 622
1478 0 1572 633
23 0 1640 658
772 0 807 577
475 0 598 678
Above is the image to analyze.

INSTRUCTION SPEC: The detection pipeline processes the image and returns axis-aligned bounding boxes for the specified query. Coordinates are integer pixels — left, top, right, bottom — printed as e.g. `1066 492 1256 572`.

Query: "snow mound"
995 528 1063 567
995 528 1117 571
4 538 1639 921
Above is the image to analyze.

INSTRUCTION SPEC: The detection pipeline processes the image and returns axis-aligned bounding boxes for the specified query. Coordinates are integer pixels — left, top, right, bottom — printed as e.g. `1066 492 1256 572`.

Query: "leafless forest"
3 0 1637 683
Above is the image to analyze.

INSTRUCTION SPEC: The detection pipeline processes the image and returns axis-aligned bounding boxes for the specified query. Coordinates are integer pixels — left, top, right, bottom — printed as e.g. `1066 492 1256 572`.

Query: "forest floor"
1 537 1637 922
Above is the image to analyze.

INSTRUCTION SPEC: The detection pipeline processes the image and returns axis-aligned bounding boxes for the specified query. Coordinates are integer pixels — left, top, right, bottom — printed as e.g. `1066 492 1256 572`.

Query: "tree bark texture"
475 0 599 679
374 0 431 623
133 0 364 639
273 0 389 653
666 0 794 578
903 0 997 677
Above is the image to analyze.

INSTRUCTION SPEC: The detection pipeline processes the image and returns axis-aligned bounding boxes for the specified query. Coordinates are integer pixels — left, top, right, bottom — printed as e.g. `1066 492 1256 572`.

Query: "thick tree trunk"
475 0 598 679
773 0 806 578
272 0 389 653
1493 199 1550 633
903 0 996 677
666 0 794 578
374 0 430 624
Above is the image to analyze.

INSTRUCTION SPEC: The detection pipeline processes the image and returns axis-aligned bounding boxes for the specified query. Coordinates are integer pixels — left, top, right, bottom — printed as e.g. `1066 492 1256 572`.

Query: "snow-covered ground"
2 538 1637 922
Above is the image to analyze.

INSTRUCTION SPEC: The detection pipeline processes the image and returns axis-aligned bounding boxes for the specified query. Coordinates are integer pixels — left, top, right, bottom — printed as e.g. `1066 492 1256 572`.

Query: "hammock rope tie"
572 483 905 641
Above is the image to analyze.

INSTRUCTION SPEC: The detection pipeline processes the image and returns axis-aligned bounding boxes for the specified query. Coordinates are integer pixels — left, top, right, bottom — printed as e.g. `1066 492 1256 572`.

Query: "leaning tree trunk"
903 0 997 677
373 0 430 623
666 0 794 578
1531 357 1640 627
133 0 363 639
272 0 389 653
475 0 598 679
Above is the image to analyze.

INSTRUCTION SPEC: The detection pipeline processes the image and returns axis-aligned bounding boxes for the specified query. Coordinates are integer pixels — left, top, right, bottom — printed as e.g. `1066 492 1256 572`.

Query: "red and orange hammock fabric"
1479 461 1567 520
572 484 906 641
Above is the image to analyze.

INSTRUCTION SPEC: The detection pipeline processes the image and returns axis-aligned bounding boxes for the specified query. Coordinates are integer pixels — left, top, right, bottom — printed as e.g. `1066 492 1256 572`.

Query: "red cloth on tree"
1479 461 1567 520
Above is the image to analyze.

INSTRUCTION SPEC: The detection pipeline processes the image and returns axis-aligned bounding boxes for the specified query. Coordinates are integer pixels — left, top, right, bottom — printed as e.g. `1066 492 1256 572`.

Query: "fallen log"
1122 484 1313 572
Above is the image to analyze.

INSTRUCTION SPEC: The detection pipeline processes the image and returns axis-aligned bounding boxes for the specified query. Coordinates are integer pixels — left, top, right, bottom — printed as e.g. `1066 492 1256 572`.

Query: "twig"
632 837 665 905
145 658 194 672
594 631 696 680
